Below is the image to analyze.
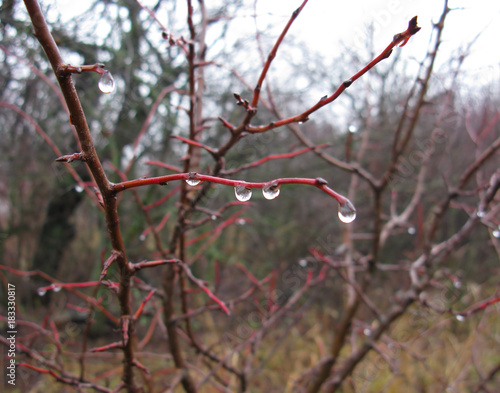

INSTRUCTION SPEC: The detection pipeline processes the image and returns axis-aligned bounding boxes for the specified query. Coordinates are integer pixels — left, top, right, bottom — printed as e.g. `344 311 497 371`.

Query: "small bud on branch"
55 152 85 163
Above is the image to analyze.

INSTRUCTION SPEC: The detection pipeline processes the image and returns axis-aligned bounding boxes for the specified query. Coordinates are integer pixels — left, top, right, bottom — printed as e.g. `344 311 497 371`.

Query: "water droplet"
338 200 356 223
456 314 465 322
186 172 201 186
211 215 217 221
74 185 84 193
477 210 485 218
298 259 307 267
52 284 62 292
363 328 372 336
493 229 500 239
186 179 200 186
348 125 358 133
453 280 462 289
37 288 47 296
234 185 252 202
139 234 146 242
98 71 115 93
236 218 246 226
408 227 416 235
262 181 280 200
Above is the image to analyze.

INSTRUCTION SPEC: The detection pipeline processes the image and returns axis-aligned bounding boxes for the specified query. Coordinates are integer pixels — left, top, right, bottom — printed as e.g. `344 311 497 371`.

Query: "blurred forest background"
1 0 499 392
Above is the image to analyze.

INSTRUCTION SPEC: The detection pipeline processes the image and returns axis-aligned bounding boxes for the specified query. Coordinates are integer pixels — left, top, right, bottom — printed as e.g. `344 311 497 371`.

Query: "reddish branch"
23 0 136 390
221 16 421 134
221 143 330 175
114 172 353 207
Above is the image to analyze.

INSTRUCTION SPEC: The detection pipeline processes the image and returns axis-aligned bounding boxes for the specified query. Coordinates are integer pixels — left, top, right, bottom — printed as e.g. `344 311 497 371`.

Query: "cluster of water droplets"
185 174 356 223
337 200 356 223
98 70 116 94
233 182 280 201
37 283 62 296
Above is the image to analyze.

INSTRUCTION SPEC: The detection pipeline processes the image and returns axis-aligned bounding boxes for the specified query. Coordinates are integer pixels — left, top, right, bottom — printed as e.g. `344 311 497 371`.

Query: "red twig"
251 0 309 109
127 85 178 173
145 160 183 173
175 260 230 315
171 134 216 155
100 251 121 281
222 143 330 175
246 16 421 132
133 290 157 320
139 212 171 239
114 172 354 208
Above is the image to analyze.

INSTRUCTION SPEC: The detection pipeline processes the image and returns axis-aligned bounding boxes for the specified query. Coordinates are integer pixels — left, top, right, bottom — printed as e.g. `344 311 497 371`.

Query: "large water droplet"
338 200 356 223
37 288 47 297
186 179 200 186
234 185 252 202
262 181 280 200
98 71 115 94
186 172 201 186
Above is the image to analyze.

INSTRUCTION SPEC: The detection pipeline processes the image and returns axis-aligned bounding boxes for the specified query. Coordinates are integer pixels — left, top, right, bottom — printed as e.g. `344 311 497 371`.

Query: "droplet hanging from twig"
234 185 252 202
262 181 280 200
98 71 115 94
338 200 356 223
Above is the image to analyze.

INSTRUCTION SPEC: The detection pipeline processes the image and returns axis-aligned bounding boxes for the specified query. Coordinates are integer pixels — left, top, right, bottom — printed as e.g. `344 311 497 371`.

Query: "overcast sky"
257 0 500 83
49 0 500 89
